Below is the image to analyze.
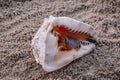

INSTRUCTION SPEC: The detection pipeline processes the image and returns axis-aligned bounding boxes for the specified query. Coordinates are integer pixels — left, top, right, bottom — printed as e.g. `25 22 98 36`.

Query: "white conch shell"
31 16 97 72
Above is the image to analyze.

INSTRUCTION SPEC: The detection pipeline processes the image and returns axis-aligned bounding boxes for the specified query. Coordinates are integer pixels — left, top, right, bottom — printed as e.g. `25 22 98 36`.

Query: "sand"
0 0 120 80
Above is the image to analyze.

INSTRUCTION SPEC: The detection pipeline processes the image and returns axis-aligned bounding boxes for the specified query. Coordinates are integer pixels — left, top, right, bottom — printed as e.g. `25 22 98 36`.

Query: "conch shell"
31 16 97 72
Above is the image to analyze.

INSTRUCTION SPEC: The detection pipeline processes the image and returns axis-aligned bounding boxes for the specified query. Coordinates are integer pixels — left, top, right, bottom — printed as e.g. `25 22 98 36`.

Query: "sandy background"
0 0 120 80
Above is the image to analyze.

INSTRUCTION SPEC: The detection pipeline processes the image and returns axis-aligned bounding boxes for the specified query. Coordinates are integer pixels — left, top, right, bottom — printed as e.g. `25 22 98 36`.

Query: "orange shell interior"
53 26 92 41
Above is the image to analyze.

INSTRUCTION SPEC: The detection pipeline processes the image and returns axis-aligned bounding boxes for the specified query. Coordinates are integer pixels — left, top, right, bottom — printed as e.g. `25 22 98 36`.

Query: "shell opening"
51 25 95 52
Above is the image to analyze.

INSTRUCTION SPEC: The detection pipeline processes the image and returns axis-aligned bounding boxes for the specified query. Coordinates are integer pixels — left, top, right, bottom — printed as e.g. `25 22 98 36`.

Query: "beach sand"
0 0 120 80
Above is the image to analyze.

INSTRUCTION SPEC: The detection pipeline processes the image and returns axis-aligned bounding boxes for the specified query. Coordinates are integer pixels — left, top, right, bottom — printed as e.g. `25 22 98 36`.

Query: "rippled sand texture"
0 0 120 80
